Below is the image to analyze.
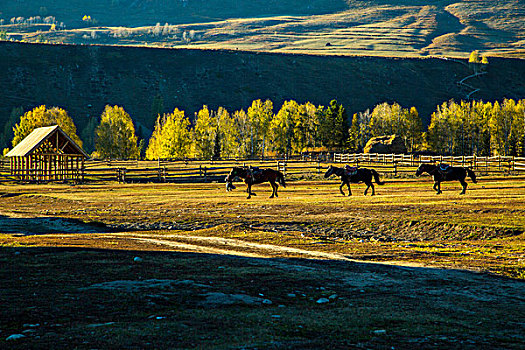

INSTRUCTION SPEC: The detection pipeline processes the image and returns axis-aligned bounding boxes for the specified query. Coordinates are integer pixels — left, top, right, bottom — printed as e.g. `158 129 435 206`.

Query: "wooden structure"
5 125 88 182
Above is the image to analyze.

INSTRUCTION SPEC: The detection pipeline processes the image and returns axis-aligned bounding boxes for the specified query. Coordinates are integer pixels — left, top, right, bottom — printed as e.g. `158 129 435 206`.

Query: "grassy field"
1 177 524 348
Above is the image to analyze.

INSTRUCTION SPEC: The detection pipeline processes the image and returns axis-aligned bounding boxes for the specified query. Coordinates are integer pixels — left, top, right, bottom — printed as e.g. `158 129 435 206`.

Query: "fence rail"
0 154 524 183
333 153 525 175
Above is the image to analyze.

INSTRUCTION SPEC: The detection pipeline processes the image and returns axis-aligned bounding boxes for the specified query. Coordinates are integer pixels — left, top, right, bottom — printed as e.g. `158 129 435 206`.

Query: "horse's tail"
466 168 477 183
277 171 286 187
371 169 385 185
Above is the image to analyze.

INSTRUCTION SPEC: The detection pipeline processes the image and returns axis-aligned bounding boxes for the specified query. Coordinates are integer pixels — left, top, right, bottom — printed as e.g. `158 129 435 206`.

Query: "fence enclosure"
0 154 524 183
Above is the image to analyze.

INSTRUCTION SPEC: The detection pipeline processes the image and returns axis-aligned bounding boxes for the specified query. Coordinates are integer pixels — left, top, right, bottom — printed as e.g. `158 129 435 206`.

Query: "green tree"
1 107 23 149
151 94 164 119
324 100 349 151
80 116 98 153
12 105 82 148
95 105 139 159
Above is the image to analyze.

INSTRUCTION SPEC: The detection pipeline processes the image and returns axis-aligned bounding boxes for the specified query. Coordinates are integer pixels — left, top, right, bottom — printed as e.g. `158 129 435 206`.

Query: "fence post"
317 161 321 174
199 165 202 177
394 161 398 177
204 166 207 182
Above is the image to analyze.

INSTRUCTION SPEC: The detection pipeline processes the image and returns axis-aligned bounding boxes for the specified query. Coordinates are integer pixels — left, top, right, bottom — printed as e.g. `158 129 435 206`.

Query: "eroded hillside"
0 0 523 58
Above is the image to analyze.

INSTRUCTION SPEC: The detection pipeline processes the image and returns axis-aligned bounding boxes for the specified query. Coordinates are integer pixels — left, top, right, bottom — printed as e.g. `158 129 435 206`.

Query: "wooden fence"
333 153 525 176
0 154 524 183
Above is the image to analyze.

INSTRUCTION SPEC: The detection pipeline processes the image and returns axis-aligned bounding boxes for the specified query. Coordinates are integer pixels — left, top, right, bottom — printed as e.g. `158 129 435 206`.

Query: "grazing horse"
324 165 384 196
225 166 286 199
415 163 477 195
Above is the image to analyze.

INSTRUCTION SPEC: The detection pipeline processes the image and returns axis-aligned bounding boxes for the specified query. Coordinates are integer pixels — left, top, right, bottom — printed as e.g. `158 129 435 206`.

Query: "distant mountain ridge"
1 0 523 58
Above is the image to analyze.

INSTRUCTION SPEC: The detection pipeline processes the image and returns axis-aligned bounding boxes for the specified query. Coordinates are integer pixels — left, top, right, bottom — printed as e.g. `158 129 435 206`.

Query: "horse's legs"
339 182 346 196
459 179 467 195
247 183 256 198
347 182 352 196
269 180 277 198
434 181 442 194
365 182 376 196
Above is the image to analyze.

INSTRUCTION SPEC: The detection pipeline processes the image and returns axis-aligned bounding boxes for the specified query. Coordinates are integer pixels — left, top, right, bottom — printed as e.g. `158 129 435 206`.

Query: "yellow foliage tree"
145 108 192 159
12 105 83 147
193 105 216 160
95 105 139 159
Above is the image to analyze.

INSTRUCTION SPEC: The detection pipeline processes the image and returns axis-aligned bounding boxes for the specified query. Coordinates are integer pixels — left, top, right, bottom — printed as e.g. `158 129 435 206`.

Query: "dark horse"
225 166 286 199
324 165 384 196
415 163 477 195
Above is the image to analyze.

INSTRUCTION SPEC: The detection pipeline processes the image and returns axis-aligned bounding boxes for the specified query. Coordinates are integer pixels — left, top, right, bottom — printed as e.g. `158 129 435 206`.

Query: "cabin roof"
5 125 88 158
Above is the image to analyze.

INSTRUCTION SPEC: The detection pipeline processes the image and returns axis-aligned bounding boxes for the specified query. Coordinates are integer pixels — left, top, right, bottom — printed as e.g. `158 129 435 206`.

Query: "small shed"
5 125 88 182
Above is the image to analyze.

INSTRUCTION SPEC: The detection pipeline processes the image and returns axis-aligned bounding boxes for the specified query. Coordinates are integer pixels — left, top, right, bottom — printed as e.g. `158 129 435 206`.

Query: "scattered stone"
200 292 272 307
22 324 39 328
316 298 330 304
373 329 387 335
81 279 210 293
87 322 115 328
6 334 25 341
287 293 296 298
329 294 338 300
133 257 143 262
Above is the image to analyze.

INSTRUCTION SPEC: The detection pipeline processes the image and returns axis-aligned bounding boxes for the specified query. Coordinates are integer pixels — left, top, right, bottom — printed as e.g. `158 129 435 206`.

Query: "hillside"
1 0 524 58
1 41 524 150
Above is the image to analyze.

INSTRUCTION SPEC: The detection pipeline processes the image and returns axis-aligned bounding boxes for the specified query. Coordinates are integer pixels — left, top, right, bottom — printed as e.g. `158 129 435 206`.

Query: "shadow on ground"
0 246 523 349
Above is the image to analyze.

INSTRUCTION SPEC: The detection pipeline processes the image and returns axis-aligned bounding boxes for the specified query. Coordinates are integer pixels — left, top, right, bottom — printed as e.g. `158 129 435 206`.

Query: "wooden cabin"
5 125 88 182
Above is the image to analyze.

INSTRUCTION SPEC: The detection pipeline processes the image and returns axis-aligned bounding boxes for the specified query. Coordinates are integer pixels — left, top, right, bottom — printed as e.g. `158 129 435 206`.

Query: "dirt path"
97 232 525 304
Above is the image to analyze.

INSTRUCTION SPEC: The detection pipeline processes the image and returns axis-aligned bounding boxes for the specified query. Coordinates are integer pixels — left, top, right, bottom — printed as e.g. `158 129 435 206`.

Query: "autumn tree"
95 105 139 159
247 99 273 158
216 107 241 159
269 100 297 156
231 109 251 158
405 107 423 152
193 105 217 160
12 105 82 148
145 108 192 159
348 109 372 152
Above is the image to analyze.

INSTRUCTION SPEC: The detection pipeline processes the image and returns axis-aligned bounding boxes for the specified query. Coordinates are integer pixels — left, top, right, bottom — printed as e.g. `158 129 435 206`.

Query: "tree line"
3 98 525 160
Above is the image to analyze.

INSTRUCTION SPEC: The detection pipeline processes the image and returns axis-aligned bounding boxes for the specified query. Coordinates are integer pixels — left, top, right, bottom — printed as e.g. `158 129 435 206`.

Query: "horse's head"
415 163 432 176
225 167 245 183
324 165 334 178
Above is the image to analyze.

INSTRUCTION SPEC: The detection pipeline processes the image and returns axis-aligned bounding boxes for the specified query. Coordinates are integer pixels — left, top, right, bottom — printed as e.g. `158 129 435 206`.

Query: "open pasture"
1 177 524 348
